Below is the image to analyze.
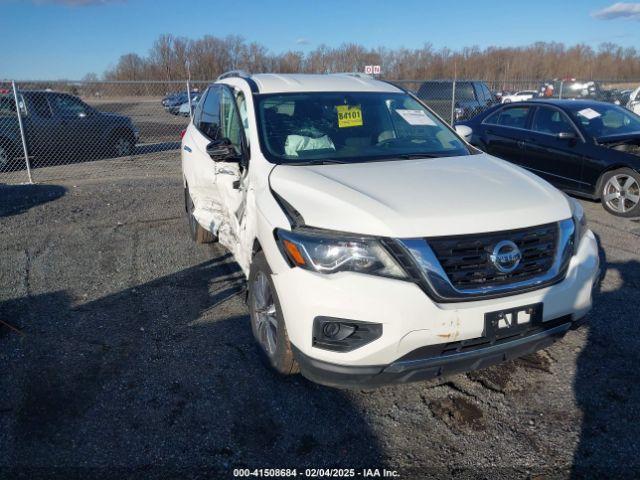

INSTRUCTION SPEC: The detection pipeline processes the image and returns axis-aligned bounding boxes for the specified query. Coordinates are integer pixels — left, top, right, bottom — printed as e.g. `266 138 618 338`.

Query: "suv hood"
269 153 571 238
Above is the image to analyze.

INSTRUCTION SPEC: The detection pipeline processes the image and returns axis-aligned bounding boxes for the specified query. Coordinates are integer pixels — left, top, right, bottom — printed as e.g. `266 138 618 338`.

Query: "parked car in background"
501 90 538 103
456 99 640 216
178 94 200 117
162 91 181 107
182 72 600 388
415 80 498 122
538 79 603 100
164 91 199 115
601 88 632 106
0 90 139 170
628 86 640 115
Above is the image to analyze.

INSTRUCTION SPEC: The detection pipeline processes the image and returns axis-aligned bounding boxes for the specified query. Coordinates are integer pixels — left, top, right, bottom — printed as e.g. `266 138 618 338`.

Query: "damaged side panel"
189 177 256 276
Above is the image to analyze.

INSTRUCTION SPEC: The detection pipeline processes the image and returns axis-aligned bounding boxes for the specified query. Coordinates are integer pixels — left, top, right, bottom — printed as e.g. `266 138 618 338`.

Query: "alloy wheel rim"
115 138 132 156
252 271 278 356
604 174 640 213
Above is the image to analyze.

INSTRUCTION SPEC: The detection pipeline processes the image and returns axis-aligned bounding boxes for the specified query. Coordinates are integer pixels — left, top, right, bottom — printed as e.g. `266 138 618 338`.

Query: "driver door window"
49 94 90 116
196 87 221 140
220 88 244 155
48 94 93 153
531 107 575 135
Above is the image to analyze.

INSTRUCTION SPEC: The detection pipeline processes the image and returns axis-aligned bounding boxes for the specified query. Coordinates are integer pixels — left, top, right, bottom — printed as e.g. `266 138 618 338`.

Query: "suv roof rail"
332 72 374 79
217 70 251 81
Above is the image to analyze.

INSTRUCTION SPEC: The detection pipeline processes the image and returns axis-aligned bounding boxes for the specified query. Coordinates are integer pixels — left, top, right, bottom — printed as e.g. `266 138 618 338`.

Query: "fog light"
313 317 382 352
322 322 356 341
322 322 341 338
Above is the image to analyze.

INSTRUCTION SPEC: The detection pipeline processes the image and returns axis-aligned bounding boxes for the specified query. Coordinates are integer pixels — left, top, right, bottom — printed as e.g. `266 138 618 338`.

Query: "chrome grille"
427 223 558 289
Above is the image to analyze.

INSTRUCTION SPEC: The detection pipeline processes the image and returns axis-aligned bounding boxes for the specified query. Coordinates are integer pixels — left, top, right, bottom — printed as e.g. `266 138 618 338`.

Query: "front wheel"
111 134 134 158
600 168 640 217
248 252 299 375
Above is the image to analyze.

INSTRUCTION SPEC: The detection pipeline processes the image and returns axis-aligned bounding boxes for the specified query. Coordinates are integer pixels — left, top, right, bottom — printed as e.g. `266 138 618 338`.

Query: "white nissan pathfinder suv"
181 72 600 388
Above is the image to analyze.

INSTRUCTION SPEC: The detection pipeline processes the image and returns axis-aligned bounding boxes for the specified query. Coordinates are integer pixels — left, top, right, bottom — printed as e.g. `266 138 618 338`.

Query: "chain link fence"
0 80 211 184
1 78 639 184
395 78 640 124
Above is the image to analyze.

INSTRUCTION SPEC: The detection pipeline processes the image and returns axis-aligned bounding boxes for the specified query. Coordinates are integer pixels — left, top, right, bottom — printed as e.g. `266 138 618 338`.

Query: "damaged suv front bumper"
293 314 580 389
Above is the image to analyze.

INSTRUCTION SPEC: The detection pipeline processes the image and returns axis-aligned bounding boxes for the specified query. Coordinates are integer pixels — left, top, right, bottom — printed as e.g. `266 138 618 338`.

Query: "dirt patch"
514 351 553 373
467 364 514 393
428 396 485 431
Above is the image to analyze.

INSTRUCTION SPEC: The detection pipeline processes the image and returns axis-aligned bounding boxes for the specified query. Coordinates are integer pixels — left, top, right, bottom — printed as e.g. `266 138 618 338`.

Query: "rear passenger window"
195 87 221 140
0 95 27 116
0 96 16 115
484 106 530 128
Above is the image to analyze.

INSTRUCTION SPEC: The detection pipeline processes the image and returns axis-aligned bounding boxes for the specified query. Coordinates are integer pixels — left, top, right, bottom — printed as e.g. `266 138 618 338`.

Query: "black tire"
248 252 299 376
599 168 640 217
184 185 216 243
110 132 135 158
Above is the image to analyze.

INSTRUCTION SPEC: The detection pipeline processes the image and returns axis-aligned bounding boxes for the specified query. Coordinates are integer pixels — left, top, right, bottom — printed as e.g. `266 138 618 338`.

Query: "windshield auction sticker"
395 109 436 126
336 105 363 128
577 108 601 120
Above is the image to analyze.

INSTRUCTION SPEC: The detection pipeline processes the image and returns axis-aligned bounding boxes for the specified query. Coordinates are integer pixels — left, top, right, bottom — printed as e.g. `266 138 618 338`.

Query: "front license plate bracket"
484 303 543 339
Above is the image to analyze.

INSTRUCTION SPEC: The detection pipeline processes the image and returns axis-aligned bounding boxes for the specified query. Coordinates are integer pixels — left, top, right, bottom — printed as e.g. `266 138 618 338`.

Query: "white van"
181 72 600 388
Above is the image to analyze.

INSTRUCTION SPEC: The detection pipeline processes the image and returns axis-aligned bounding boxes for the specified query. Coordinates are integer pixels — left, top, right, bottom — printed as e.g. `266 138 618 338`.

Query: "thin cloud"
295 37 311 46
592 2 640 20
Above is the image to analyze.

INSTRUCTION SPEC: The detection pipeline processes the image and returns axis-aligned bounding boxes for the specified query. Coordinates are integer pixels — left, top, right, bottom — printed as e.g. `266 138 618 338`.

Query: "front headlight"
275 228 407 279
568 196 587 250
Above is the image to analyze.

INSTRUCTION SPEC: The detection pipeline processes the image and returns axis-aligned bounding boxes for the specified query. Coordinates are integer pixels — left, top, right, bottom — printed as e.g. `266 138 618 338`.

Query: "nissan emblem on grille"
490 240 522 274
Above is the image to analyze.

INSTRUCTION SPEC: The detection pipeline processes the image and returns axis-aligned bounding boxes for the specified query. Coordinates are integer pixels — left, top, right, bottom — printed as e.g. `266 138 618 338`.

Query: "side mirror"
557 131 577 140
454 124 473 142
207 138 241 162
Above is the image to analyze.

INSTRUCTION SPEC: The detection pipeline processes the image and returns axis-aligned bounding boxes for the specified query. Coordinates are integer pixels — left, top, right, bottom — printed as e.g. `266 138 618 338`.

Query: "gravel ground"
1 176 639 479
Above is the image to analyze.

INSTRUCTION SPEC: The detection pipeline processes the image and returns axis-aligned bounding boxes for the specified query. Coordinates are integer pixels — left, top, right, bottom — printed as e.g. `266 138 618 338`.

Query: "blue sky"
1 0 639 80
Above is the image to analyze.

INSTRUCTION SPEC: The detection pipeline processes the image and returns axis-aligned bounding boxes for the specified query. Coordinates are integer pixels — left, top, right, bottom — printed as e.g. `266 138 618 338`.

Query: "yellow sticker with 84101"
336 105 363 128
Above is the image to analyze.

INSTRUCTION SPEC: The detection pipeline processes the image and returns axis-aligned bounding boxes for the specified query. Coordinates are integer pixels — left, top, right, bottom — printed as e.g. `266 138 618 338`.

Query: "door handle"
517 140 525 149
183 145 192 153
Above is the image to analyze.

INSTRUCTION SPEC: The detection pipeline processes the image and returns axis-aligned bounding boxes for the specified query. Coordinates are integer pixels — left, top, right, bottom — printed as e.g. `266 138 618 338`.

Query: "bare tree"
102 34 640 83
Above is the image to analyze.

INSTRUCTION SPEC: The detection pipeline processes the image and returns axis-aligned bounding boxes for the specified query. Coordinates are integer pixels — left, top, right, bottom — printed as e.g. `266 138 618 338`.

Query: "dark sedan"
1 90 139 171
456 99 640 217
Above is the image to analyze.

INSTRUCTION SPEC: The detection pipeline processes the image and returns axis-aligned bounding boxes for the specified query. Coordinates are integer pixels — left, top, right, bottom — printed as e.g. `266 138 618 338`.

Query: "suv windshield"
567 104 640 139
256 92 470 164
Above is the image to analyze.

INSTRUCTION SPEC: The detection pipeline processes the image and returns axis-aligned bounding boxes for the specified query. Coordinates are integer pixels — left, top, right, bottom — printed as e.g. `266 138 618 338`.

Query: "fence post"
450 77 457 125
186 80 193 119
559 80 564 100
11 81 33 184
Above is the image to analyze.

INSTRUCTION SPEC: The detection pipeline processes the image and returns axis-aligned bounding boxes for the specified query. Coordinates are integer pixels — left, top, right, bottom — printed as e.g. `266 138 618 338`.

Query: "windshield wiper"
285 159 349 166
395 153 441 159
